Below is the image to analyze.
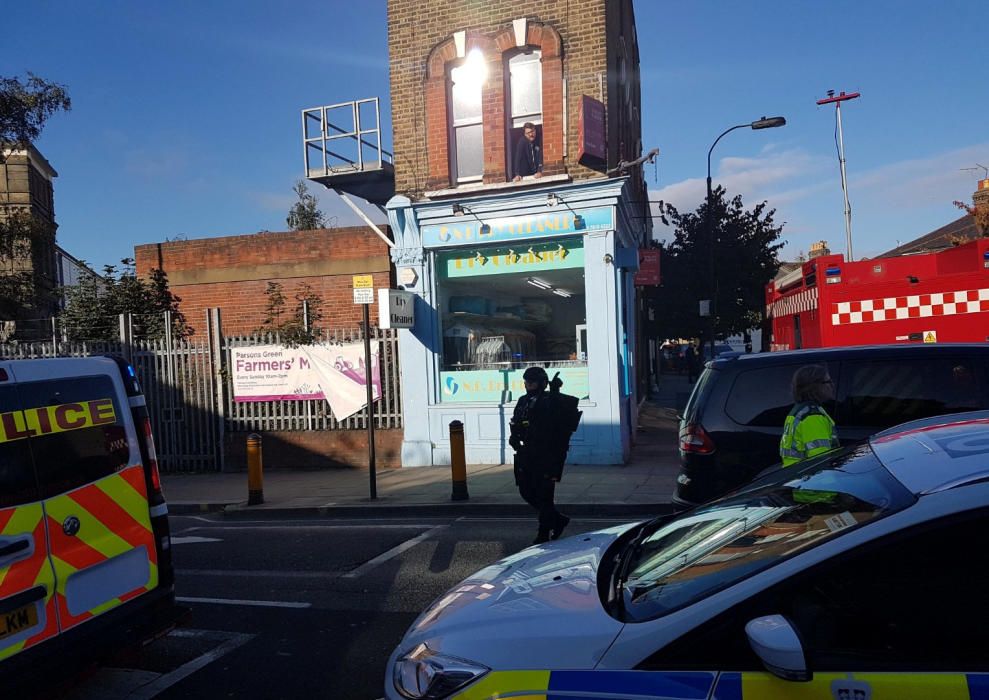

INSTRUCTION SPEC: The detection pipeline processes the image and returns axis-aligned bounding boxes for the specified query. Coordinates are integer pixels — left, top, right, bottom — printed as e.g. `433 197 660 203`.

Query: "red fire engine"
766 238 989 350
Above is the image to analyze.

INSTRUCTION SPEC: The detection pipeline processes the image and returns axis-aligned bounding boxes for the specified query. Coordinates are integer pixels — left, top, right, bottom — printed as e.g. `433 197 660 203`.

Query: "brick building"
315 0 651 467
133 226 393 337
388 0 647 206
0 144 59 322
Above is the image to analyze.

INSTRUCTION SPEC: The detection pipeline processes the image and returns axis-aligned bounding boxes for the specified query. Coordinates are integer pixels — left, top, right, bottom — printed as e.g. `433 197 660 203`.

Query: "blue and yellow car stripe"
452 670 717 699
449 670 989 699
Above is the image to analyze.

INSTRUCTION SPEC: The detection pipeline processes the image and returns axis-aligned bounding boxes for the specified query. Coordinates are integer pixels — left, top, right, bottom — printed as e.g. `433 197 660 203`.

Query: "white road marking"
127 630 255 699
453 516 629 523
170 536 223 545
176 596 312 609
178 568 341 579
343 524 447 579
179 523 436 531
63 629 253 700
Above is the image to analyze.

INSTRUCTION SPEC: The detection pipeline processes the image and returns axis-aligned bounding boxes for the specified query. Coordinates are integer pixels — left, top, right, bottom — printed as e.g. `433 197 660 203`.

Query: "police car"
386 412 989 699
0 357 176 685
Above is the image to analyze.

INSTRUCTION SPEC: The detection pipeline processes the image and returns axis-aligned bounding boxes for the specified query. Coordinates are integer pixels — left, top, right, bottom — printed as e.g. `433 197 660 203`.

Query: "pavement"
161 373 696 517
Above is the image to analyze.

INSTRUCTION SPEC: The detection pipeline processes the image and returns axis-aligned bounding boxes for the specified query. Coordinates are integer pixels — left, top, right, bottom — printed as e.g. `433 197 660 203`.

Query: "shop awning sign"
421 206 614 247
634 249 661 286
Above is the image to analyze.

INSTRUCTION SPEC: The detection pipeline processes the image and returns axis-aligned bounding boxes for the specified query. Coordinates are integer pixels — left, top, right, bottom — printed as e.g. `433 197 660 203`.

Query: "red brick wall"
134 227 393 337
224 428 402 470
388 0 622 197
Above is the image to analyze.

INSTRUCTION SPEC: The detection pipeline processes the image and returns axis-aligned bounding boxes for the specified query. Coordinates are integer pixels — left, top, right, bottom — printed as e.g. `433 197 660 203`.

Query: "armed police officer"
510 367 581 544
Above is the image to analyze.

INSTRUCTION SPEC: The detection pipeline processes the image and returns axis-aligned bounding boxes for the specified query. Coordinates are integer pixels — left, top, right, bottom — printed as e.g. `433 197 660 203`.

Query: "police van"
0 356 176 681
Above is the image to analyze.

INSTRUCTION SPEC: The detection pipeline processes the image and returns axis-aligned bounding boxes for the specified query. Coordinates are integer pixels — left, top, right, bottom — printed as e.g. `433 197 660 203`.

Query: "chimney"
973 179 989 235
808 240 831 258
975 178 989 210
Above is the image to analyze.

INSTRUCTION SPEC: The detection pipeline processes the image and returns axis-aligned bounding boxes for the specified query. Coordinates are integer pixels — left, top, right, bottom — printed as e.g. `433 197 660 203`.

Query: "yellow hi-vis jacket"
780 402 839 467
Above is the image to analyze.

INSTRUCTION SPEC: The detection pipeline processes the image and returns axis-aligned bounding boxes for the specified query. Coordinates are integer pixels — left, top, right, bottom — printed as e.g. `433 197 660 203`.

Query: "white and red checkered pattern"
766 287 818 318
832 288 989 325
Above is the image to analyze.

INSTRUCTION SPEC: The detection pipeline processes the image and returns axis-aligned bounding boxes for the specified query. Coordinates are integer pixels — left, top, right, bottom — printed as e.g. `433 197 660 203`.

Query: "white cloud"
851 142 989 208
648 147 829 242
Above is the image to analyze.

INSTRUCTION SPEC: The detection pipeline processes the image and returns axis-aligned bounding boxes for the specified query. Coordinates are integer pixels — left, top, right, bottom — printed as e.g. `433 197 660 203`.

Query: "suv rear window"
840 358 986 429
683 368 717 423
19 376 131 498
725 365 801 427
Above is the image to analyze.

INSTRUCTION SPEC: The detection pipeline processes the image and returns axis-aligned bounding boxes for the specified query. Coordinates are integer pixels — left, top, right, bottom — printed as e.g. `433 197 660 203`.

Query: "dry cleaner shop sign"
378 289 415 329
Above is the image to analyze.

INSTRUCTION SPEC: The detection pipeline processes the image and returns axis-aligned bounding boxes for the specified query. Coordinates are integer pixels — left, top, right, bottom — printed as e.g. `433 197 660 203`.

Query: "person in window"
510 367 578 544
780 364 839 467
512 122 543 182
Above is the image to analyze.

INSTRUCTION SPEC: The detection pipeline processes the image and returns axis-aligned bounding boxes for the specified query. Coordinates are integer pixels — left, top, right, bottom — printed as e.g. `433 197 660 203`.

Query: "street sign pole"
353 274 378 500
362 302 377 500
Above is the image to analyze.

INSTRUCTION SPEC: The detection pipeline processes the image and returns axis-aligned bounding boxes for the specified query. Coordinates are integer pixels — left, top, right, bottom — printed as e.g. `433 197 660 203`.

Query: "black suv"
674 344 989 508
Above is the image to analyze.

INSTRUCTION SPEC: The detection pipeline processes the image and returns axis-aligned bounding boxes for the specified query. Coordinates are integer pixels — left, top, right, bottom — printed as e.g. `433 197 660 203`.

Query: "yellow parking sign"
353 275 374 289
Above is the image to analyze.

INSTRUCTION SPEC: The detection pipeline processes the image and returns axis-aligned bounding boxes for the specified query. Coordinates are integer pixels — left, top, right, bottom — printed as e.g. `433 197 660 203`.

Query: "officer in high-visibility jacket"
780 364 839 467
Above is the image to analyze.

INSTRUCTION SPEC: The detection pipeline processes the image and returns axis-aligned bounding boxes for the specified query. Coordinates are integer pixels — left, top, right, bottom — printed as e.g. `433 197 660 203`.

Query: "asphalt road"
58 511 633 700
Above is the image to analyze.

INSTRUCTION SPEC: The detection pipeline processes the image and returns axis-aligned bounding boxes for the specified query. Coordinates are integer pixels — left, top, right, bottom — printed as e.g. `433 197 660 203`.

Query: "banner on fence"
232 343 380 419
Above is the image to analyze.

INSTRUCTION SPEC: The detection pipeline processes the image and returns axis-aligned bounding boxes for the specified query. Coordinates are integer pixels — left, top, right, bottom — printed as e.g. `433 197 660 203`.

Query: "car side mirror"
745 615 811 682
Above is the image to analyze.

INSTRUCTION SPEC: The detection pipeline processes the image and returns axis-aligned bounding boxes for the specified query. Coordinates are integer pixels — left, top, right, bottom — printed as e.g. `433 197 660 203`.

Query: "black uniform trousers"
515 455 560 532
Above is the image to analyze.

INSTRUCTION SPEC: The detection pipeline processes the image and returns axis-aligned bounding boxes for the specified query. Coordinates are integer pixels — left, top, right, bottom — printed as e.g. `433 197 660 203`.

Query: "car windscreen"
619 444 915 622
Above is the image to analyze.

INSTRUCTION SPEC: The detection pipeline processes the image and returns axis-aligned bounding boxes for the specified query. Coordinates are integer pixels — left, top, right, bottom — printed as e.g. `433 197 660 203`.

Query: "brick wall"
224 428 402 470
134 227 393 337
388 0 646 198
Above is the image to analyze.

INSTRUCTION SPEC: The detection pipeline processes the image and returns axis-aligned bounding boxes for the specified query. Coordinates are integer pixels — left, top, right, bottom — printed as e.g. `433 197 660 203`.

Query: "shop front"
386 178 643 466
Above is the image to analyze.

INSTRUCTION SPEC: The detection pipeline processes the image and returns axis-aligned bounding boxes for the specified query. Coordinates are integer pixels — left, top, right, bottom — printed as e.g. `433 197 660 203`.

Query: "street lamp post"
703 116 786 358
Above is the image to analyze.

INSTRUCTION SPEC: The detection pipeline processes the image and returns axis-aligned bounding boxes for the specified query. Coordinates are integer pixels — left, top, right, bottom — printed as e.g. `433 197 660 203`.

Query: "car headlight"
393 643 489 699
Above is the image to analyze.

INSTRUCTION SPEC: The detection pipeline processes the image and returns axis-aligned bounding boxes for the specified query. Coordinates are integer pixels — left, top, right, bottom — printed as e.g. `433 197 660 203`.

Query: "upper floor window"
449 50 487 184
506 50 542 179
507 50 542 128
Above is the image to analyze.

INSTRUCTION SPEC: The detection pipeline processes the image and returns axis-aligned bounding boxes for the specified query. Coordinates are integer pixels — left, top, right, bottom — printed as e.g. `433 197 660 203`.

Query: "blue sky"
5 1 987 270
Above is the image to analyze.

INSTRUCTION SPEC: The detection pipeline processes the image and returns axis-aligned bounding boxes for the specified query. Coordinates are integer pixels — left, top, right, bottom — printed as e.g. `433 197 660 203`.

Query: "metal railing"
302 97 393 178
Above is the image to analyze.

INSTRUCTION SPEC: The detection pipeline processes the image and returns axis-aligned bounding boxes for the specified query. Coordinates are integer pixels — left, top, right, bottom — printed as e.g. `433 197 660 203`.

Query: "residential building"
310 0 653 466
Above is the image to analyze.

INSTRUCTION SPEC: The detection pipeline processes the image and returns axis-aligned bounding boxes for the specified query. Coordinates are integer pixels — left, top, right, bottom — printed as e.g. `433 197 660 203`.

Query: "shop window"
449 50 486 184
506 50 542 178
437 237 588 403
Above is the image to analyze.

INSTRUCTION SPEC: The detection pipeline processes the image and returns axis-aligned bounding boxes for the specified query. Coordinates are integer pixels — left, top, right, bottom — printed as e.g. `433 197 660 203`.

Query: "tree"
0 73 71 154
59 259 191 342
0 211 51 318
286 180 326 231
255 281 324 346
650 187 785 341
953 199 989 237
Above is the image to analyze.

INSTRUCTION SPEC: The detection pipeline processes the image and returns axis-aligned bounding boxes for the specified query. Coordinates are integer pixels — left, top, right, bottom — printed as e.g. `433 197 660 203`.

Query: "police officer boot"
551 514 570 540
533 528 551 545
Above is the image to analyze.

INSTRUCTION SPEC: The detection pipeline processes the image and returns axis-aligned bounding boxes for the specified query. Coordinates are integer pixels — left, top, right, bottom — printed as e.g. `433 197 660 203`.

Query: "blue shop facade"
385 177 644 467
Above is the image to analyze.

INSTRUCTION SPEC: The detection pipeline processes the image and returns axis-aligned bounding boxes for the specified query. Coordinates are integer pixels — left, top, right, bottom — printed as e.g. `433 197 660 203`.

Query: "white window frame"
448 60 485 184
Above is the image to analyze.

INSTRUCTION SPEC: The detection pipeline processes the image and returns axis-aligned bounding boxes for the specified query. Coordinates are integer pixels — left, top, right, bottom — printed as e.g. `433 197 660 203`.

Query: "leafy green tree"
0 73 71 155
256 281 323 346
650 187 785 341
0 211 51 318
286 180 326 231
59 260 190 342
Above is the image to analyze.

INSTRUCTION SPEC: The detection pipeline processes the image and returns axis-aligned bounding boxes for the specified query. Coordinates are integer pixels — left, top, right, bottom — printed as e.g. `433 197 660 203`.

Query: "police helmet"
522 366 549 383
